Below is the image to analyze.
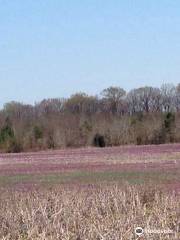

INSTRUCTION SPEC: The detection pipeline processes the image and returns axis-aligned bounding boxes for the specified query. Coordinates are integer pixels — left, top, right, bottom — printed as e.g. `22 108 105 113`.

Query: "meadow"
0 144 179 239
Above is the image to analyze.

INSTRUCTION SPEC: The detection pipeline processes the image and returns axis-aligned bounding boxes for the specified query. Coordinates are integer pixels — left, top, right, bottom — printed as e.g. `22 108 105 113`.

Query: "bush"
33 126 43 140
0 122 23 153
151 129 165 144
0 125 14 144
136 136 142 145
162 112 175 143
164 112 175 131
7 139 23 153
47 133 55 149
93 134 106 147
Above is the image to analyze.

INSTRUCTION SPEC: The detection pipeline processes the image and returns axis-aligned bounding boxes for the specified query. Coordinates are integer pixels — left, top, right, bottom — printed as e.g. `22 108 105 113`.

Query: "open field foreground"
0 144 180 239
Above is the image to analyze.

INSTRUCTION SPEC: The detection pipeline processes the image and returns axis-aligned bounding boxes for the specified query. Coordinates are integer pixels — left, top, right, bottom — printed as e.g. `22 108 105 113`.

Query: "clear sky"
0 0 180 106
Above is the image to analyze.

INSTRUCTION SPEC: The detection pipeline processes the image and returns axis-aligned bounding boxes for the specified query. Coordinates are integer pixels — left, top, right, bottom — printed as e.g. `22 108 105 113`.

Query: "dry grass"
0 184 179 240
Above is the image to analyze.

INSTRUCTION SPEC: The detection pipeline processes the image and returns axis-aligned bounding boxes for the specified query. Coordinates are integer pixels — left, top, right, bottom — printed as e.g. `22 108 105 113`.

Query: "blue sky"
0 0 180 106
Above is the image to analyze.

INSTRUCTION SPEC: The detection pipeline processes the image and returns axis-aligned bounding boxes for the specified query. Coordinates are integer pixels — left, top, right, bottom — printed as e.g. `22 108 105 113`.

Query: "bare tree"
126 87 161 114
101 87 126 114
3 101 34 120
161 83 176 112
174 83 180 112
65 93 99 115
35 98 65 116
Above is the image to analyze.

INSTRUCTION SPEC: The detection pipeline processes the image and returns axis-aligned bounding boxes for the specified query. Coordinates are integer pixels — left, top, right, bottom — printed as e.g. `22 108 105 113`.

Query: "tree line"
0 83 180 152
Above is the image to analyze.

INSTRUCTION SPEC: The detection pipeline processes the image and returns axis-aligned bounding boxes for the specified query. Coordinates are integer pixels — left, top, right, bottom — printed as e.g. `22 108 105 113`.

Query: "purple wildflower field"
0 143 179 191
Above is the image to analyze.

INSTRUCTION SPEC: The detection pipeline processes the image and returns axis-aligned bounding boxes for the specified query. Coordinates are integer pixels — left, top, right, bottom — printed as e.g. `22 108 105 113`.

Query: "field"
0 144 180 239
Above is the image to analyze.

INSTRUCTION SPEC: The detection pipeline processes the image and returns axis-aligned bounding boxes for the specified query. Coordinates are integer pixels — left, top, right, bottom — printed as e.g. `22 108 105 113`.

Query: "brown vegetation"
0 83 179 152
0 184 179 240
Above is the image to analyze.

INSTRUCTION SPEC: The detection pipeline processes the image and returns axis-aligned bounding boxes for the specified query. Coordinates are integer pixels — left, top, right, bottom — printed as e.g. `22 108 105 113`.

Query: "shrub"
162 112 175 143
7 139 23 153
47 133 55 149
164 112 175 131
93 134 106 147
33 126 43 140
0 125 14 144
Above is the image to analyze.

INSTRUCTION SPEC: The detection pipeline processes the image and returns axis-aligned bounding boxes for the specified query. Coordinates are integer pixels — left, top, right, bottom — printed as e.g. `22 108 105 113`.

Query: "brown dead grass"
0 184 179 240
